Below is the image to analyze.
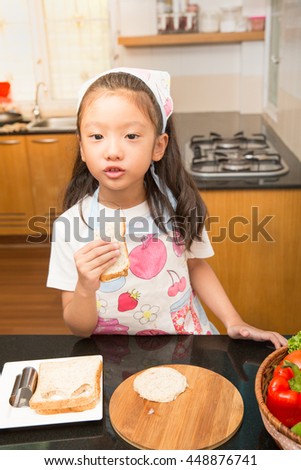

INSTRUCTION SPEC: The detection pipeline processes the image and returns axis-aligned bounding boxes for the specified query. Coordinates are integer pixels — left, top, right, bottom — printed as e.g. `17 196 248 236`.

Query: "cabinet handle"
0 139 20 145
31 138 58 144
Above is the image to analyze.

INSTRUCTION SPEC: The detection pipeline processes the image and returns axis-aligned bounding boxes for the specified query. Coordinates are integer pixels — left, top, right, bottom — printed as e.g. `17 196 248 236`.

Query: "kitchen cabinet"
202 188 301 335
0 135 35 235
0 133 77 236
26 133 77 222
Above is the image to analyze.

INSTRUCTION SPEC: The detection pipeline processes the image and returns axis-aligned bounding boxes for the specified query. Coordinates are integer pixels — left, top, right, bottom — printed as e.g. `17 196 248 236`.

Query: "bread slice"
29 356 102 415
133 366 188 403
95 220 130 282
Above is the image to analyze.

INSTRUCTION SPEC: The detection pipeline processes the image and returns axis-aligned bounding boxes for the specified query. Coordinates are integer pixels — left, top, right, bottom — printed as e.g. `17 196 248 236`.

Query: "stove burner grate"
187 131 289 179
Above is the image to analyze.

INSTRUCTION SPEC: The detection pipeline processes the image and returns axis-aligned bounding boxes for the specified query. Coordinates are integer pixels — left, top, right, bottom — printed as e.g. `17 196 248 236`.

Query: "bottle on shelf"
157 0 198 34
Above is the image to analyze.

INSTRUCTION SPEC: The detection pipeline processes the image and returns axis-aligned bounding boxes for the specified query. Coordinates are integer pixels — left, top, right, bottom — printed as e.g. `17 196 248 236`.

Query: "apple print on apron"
129 234 167 279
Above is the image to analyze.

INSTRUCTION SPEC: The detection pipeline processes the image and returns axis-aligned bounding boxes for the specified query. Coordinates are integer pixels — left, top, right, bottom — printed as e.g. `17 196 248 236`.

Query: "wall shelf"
118 31 265 47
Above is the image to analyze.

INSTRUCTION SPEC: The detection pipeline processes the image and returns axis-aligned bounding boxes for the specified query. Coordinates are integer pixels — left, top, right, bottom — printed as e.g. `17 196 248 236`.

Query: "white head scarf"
77 67 173 133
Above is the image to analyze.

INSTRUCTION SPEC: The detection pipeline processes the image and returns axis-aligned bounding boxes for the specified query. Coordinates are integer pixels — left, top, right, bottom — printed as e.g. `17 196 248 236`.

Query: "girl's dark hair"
63 72 207 250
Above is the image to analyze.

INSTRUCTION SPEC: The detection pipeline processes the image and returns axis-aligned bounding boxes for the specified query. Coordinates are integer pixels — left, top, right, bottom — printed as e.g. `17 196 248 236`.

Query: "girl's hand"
227 323 288 349
74 238 120 293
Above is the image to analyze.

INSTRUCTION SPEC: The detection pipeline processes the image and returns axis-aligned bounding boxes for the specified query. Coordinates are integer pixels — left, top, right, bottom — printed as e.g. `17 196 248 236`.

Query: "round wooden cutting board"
109 364 244 450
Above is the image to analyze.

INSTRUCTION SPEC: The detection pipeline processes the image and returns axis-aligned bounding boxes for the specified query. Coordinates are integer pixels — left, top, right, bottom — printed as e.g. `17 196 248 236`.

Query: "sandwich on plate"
29 356 102 414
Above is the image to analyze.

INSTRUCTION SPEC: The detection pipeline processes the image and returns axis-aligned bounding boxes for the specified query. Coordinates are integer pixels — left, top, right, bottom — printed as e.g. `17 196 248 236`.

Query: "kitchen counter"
2 112 300 190
0 334 280 450
0 126 76 136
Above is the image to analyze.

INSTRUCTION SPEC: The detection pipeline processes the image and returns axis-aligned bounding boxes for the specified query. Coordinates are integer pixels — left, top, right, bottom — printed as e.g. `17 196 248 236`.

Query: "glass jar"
220 6 242 33
199 9 220 33
248 16 266 31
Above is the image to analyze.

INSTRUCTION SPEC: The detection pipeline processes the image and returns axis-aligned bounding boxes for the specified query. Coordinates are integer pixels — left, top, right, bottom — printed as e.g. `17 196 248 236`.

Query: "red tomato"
273 350 301 377
285 350 301 366
268 351 301 427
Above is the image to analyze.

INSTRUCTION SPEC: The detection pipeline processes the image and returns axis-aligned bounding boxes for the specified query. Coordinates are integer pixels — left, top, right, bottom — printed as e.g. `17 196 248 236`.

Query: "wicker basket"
255 346 301 450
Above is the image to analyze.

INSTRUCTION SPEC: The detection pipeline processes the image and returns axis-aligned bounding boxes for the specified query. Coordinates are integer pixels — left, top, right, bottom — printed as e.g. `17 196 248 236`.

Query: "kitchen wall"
2 0 300 159
263 0 301 160
117 0 301 159
117 0 267 114
0 0 111 115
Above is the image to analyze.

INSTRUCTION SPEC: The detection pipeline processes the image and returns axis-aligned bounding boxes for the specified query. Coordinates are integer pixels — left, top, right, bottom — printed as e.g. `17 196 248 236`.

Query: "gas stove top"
184 131 289 179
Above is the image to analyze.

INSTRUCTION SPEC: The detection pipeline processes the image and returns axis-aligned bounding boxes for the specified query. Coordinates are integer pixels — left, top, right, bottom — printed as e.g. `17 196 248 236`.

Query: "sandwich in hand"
95 220 129 282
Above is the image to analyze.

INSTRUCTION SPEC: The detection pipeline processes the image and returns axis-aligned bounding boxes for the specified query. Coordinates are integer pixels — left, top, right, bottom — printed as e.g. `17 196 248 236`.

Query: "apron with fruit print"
89 189 217 336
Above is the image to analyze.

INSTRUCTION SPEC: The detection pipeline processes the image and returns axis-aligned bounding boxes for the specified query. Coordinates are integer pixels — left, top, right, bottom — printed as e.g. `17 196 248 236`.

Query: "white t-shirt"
47 195 217 335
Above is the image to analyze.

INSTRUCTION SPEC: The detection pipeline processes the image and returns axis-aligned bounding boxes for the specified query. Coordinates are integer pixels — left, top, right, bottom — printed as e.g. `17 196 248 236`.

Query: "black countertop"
0 335 280 450
2 112 300 190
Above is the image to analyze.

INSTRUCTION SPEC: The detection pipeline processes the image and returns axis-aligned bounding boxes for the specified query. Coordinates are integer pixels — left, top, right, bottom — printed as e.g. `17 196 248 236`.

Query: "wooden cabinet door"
201 188 301 335
26 133 77 221
0 135 34 235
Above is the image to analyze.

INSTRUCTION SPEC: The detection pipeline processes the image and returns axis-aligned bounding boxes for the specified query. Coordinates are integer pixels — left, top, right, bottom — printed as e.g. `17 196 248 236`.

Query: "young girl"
47 67 286 349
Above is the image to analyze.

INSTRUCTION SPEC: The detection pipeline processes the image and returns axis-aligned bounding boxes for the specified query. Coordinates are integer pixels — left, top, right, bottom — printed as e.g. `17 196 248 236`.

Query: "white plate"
0 355 103 429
